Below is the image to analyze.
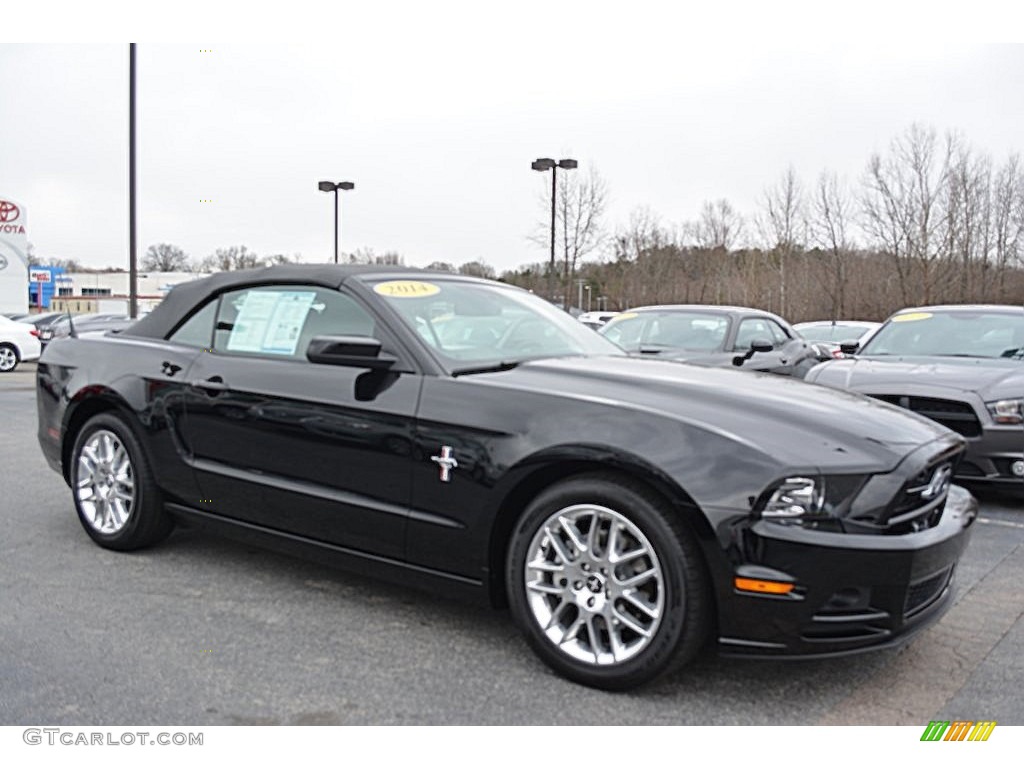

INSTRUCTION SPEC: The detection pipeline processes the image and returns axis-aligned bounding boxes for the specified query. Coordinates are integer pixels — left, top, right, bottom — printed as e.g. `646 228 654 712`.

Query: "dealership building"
44 270 207 314
0 195 30 314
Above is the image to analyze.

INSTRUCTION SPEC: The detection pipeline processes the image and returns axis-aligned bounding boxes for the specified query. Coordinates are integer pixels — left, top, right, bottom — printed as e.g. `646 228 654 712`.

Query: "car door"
179 283 420 558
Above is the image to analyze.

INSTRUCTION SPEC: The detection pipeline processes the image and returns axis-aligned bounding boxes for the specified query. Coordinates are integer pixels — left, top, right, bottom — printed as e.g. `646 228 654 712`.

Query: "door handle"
190 376 229 393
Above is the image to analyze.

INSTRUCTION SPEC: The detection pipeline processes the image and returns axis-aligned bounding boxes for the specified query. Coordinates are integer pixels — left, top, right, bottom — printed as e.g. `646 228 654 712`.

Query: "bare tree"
945 143 993 302
691 199 745 251
861 124 956 305
757 166 806 316
425 261 456 272
532 166 608 308
809 171 855 319
458 260 496 279
991 154 1024 300
143 243 190 272
346 248 404 266
202 245 262 271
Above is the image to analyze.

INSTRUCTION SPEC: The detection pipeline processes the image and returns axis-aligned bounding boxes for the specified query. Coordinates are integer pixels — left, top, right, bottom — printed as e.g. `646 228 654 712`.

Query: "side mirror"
306 335 396 369
733 337 774 366
839 340 860 355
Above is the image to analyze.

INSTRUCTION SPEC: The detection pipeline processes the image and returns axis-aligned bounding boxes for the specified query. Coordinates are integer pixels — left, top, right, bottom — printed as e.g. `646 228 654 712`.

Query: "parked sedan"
806 305 1024 487
0 315 42 372
38 266 977 689
599 305 819 377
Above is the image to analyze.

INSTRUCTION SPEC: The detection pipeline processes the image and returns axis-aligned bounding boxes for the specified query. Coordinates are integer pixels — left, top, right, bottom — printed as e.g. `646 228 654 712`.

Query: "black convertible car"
598 305 820 377
37 266 977 689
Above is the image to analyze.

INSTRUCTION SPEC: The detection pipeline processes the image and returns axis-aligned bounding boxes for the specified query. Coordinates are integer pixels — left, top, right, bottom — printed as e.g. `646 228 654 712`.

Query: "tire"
507 473 710 690
70 412 174 551
0 343 19 373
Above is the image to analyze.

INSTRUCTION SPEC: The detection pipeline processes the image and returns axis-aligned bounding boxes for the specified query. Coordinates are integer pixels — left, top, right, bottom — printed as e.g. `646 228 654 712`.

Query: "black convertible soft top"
126 264 435 339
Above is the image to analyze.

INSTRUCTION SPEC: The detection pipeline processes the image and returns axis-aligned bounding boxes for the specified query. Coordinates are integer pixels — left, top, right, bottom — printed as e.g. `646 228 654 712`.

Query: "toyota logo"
0 201 19 223
0 254 7 270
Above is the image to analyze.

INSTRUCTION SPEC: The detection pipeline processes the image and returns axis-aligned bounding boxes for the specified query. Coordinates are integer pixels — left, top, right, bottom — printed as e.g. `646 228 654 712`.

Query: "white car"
0 316 42 372
794 320 881 358
577 311 620 331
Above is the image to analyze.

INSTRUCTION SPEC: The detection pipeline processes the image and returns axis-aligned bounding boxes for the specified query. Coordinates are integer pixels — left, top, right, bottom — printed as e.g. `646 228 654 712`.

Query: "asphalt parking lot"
1 362 1022 725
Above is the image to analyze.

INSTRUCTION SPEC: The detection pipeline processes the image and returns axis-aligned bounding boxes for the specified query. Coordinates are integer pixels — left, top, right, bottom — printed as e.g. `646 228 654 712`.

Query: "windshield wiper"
450 360 523 377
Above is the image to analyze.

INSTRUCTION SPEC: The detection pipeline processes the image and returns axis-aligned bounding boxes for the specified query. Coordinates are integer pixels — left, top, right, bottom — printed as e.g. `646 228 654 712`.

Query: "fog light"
1012 460 1024 478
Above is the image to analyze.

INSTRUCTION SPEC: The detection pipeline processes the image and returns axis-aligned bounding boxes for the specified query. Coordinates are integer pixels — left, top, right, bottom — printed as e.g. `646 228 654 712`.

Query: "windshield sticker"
227 290 316 355
374 280 441 298
891 312 933 323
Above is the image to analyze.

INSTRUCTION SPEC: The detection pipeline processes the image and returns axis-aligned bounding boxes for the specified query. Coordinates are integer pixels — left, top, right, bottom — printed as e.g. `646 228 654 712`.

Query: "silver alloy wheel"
523 503 666 665
0 346 16 372
75 429 135 534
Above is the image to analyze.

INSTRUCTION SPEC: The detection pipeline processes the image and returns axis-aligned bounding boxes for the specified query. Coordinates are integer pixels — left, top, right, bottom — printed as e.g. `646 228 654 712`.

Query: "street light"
318 180 355 264
531 157 577 307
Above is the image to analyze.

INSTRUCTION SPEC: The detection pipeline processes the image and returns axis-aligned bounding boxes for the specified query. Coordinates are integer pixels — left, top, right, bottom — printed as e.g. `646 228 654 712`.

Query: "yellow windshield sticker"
373 280 441 298
891 311 933 323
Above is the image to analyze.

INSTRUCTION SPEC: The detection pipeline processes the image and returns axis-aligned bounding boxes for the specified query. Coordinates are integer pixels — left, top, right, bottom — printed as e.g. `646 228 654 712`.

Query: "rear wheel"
71 412 174 550
507 474 710 690
0 343 19 373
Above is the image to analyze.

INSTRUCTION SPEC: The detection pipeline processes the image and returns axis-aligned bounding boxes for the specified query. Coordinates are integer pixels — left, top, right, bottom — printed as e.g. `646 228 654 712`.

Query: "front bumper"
958 424 1024 487
717 484 977 658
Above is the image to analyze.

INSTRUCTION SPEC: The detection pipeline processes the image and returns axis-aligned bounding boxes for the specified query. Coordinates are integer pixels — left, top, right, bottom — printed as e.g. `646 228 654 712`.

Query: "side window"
213 285 376 361
733 319 773 351
768 320 790 346
168 298 219 348
602 317 645 348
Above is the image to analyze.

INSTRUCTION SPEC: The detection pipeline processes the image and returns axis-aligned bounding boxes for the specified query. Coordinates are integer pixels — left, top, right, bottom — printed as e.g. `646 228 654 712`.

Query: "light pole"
531 157 577 307
318 180 355 264
584 284 592 312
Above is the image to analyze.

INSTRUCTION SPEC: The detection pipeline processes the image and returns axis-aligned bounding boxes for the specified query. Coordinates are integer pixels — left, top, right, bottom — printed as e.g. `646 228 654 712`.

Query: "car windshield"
367 277 622 372
861 310 1024 359
600 311 729 352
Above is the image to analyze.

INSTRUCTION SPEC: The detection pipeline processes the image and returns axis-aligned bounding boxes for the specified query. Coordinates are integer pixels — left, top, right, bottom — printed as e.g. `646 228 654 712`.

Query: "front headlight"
762 477 824 519
986 398 1023 425
756 474 868 527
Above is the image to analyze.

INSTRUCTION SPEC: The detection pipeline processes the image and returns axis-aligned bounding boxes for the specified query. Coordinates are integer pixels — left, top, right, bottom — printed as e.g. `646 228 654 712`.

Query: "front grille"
870 395 982 438
846 444 963 534
904 567 952 618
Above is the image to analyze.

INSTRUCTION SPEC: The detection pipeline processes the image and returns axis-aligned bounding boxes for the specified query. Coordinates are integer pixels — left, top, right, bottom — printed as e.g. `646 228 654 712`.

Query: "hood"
807 356 1024 400
469 355 957 472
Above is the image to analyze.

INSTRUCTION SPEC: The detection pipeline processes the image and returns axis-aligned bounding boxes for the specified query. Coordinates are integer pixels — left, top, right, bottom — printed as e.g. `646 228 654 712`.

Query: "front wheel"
70 412 174 550
0 343 19 373
507 474 710 690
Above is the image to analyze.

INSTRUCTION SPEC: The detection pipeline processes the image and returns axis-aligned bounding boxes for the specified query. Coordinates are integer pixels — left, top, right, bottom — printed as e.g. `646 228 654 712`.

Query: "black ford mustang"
37 265 977 690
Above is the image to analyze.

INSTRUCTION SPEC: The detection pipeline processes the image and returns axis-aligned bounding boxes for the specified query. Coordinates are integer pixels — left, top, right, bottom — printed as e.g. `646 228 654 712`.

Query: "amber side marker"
735 577 795 595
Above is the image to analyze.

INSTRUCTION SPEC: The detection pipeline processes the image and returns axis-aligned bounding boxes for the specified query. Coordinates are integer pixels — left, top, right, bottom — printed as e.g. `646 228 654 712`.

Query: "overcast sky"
3 8 1024 273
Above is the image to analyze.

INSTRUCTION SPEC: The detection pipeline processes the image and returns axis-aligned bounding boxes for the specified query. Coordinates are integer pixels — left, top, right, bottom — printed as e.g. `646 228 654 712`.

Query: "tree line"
505 123 1024 321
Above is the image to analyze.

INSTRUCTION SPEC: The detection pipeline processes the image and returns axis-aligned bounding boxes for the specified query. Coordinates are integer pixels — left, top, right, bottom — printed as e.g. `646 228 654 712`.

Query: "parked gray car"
599 305 819 378
805 305 1024 487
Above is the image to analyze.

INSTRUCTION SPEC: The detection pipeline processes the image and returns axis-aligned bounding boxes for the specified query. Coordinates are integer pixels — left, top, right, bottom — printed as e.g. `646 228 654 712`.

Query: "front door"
179 283 419 559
